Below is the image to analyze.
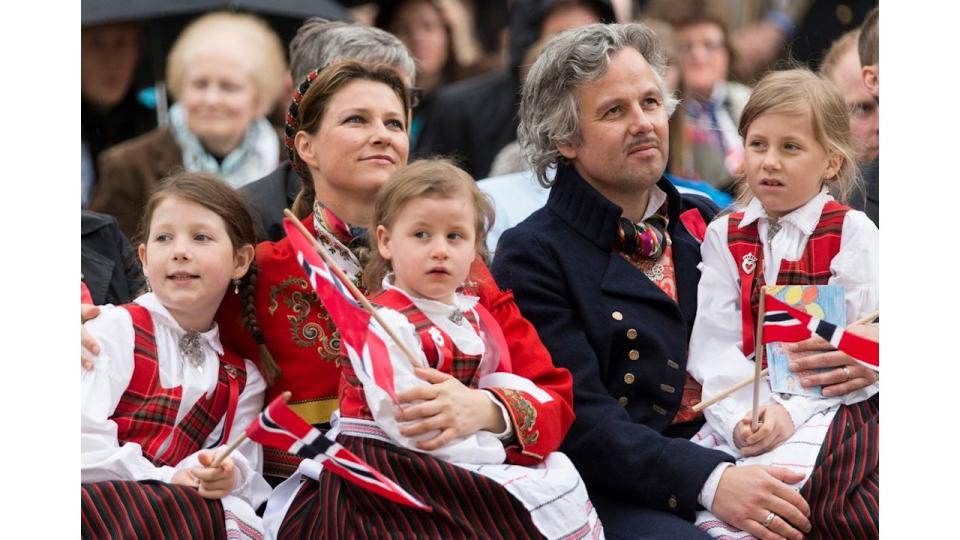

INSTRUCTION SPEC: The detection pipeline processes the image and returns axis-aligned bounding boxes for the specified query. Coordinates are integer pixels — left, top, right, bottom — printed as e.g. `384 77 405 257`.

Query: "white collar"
642 185 668 221
738 188 834 236
380 276 479 315
133 292 224 356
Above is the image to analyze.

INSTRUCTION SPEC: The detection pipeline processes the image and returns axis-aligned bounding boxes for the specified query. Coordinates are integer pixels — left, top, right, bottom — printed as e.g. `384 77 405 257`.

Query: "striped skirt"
277 435 545 539
800 393 879 539
694 394 879 539
81 480 226 540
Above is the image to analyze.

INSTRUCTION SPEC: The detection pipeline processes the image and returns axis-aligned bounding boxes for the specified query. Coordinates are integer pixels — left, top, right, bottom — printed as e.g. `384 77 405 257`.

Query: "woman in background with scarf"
90 11 287 239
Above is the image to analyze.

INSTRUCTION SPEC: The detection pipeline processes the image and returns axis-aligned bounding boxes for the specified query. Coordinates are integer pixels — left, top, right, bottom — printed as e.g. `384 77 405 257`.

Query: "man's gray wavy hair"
290 18 417 84
518 22 678 187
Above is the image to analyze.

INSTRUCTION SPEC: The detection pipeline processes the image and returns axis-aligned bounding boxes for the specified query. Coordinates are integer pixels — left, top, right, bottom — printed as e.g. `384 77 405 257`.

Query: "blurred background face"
81 22 141 109
389 0 449 88
676 22 728 100
180 51 260 156
829 48 879 164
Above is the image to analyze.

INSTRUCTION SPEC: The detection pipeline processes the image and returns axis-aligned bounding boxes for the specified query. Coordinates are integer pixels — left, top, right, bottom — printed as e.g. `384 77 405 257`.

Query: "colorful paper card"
765 284 846 397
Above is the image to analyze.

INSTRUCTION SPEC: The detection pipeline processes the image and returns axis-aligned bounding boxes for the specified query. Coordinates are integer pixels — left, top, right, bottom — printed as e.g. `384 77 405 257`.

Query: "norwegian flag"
762 294 879 371
283 218 398 402
245 394 431 511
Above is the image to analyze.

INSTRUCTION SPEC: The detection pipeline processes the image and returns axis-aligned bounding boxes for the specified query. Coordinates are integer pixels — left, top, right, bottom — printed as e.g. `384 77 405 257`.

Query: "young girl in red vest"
267 160 601 540
81 173 271 540
685 70 879 538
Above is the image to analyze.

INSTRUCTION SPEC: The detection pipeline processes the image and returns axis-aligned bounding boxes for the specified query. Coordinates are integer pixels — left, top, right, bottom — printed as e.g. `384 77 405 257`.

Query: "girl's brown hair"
138 172 280 383
733 68 860 207
289 61 412 218
363 159 494 291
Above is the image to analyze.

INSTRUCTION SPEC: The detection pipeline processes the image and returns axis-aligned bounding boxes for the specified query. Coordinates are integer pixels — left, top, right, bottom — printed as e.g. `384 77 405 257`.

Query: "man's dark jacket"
242 161 301 242
492 164 734 526
81 210 145 305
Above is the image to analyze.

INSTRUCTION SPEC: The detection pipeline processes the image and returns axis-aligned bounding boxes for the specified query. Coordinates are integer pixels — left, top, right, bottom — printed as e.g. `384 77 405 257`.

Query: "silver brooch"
643 263 665 281
448 309 465 325
179 331 205 371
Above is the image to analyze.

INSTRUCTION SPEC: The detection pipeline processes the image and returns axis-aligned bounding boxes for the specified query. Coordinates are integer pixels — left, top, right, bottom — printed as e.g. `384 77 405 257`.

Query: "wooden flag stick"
283 209 422 370
209 433 247 468
751 291 767 431
211 392 292 468
691 369 769 413
853 310 879 325
693 309 881 414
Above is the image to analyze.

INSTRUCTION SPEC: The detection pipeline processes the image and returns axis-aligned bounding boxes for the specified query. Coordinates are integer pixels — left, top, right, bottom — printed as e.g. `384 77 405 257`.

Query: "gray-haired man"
493 23 819 539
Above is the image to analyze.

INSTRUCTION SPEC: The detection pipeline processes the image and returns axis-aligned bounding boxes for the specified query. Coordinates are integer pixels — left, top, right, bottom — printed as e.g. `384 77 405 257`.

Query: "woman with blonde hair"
91 11 287 239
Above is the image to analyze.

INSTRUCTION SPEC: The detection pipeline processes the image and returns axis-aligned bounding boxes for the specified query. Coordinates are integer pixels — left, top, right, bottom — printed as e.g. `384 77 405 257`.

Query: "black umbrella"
81 0 350 26
82 0 353 123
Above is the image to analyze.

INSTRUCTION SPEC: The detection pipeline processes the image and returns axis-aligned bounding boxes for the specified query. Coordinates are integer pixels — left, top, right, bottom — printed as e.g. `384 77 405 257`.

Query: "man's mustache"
625 136 660 153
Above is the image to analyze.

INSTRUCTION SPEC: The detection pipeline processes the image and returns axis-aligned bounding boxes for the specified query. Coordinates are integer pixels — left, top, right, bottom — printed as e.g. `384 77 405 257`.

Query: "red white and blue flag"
762 294 879 371
245 394 432 511
283 218 398 402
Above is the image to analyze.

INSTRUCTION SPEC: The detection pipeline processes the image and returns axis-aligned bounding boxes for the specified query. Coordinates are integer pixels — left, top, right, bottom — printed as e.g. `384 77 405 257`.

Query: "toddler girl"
269 160 602 540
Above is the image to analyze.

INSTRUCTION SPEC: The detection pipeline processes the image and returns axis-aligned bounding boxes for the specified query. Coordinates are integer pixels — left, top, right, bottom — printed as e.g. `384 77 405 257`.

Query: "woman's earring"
233 278 241 295
146 279 152 293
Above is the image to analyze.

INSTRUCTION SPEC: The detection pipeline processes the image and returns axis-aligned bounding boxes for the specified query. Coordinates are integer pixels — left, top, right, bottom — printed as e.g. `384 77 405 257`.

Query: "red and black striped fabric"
112 304 247 466
276 435 545 539
727 201 848 359
801 394 879 539
81 480 226 540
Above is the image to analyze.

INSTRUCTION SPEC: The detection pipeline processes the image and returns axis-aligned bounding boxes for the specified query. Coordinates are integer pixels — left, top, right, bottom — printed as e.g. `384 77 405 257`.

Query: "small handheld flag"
246 393 432 511
762 294 879 371
282 217 401 402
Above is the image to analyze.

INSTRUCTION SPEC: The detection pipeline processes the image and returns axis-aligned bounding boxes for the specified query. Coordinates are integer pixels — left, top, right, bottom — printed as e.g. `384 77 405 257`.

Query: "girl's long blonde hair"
733 68 861 208
363 159 494 292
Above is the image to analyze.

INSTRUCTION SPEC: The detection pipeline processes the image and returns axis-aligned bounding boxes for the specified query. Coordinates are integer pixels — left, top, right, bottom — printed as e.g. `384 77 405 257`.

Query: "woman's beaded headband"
284 67 323 180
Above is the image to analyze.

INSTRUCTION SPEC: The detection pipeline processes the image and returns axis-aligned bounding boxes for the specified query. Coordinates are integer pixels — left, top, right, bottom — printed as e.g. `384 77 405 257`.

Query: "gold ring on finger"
762 512 776 528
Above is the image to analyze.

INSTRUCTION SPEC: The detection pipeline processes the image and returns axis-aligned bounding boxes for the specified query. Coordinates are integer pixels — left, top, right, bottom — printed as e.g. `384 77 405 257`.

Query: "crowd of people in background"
80 1 880 538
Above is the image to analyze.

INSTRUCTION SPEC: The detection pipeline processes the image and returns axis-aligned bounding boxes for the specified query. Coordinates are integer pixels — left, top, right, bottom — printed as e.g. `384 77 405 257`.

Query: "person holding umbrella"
90 11 287 240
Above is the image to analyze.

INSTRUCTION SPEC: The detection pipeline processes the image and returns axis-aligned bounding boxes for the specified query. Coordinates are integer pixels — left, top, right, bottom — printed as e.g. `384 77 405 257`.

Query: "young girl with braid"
81 173 271 540
685 69 879 538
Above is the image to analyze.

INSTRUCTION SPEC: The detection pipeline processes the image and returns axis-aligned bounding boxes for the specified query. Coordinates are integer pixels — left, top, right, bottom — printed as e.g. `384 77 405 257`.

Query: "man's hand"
395 367 506 450
712 465 811 540
81 304 101 370
733 404 795 457
785 325 878 397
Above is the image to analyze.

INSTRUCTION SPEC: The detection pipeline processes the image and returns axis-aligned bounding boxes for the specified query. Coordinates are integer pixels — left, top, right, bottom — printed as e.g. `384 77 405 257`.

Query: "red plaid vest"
727 201 848 361
112 304 247 467
338 289 483 420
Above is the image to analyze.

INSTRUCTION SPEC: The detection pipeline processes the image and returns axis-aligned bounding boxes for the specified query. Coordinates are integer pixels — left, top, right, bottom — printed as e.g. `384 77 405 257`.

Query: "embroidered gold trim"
498 388 540 446
269 276 341 363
